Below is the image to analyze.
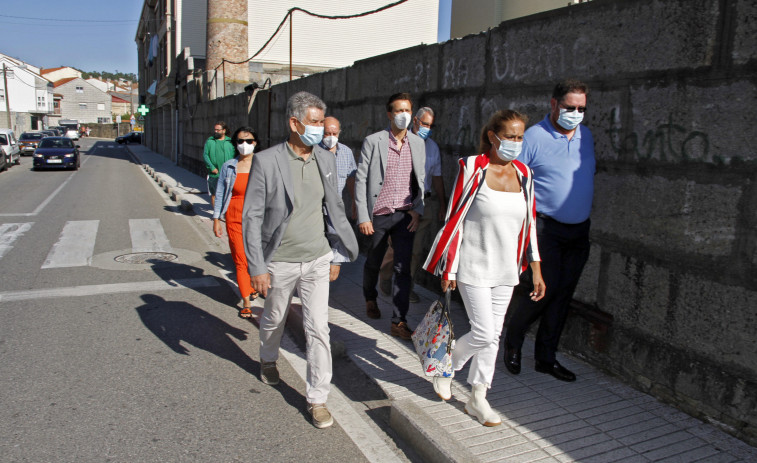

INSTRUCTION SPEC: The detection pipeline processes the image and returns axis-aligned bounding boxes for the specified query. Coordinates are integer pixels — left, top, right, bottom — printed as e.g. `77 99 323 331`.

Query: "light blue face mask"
556 108 584 130
297 119 324 146
417 126 432 140
494 136 522 162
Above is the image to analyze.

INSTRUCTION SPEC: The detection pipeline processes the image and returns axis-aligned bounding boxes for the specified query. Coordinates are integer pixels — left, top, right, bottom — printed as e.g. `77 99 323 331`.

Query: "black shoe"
503 346 521 375
535 360 576 382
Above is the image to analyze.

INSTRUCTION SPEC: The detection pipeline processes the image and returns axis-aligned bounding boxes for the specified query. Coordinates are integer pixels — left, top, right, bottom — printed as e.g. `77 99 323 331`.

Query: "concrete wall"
145 0 757 446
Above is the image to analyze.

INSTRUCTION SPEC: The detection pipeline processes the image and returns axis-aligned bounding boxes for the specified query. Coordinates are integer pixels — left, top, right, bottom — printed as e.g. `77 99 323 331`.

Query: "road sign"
116 115 121 123
137 105 149 116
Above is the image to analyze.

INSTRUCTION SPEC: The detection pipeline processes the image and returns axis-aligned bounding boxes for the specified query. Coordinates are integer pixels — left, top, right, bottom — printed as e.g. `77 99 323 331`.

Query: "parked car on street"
33 137 80 170
116 131 142 144
19 132 46 156
60 120 80 140
0 128 21 167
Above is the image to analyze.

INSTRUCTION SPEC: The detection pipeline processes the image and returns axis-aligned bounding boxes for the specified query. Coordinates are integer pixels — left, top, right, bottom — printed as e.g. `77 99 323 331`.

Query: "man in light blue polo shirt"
504 79 596 382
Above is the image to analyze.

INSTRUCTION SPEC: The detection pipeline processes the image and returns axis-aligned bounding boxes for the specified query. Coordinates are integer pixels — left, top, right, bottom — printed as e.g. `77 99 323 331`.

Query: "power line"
214 0 409 70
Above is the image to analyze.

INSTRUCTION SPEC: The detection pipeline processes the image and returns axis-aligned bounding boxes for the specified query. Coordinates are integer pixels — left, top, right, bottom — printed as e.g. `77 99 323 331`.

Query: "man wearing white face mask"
319 116 357 219
242 91 358 428
379 106 446 303
503 79 596 383
355 92 426 339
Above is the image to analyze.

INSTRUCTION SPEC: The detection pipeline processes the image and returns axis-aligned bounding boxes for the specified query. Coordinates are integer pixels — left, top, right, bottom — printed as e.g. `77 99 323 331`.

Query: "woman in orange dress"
212 126 259 318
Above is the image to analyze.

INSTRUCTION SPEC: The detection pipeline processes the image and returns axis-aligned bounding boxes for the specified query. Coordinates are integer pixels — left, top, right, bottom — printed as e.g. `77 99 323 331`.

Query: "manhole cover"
114 252 179 264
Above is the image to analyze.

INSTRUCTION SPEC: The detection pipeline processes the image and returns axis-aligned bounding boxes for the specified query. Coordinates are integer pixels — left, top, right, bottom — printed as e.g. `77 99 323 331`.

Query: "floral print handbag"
411 290 455 377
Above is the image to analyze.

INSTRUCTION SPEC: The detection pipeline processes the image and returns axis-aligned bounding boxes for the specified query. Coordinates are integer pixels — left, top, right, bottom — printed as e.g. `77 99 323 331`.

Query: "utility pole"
2 63 11 130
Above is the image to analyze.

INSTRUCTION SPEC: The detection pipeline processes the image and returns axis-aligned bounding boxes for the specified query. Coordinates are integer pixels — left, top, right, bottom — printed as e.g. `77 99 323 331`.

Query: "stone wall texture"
144 0 757 446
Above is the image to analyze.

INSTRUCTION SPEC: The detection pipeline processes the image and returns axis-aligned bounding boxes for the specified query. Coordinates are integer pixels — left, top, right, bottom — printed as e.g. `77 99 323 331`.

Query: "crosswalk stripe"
0 223 34 261
41 220 100 269
0 277 221 302
129 218 172 252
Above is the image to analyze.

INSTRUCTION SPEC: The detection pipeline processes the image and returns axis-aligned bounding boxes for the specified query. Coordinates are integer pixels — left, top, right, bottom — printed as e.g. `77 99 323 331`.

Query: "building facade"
54 77 112 124
0 53 54 132
450 0 591 38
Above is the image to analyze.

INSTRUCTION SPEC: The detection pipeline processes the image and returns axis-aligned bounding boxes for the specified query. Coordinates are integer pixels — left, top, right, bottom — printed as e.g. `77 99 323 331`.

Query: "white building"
0 53 54 132
40 66 82 83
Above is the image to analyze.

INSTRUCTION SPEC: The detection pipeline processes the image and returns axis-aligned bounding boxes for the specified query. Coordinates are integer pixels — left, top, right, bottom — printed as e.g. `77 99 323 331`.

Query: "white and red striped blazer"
423 153 540 281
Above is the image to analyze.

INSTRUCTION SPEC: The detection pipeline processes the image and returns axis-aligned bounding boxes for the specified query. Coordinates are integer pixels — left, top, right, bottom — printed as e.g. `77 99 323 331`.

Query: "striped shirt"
372 130 414 216
423 154 540 280
319 141 357 196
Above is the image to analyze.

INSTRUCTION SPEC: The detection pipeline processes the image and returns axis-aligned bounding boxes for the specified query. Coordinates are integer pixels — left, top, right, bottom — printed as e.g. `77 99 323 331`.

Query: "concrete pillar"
206 0 249 97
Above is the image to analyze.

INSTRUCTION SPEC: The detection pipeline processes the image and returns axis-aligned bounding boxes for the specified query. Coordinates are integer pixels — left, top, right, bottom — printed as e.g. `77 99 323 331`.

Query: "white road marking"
129 218 172 252
41 220 99 268
279 322 404 463
0 222 34 261
0 277 220 303
0 155 91 217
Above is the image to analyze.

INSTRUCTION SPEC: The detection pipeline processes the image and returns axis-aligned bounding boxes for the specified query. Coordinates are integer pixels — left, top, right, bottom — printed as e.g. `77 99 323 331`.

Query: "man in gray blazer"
355 92 425 340
242 91 358 429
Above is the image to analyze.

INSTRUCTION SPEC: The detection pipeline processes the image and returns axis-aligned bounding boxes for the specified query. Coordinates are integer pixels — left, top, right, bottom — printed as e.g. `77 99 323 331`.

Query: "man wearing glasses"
503 79 596 382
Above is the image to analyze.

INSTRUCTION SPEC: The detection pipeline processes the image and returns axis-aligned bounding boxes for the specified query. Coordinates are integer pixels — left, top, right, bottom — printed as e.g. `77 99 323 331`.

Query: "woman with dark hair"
213 126 260 318
423 110 545 426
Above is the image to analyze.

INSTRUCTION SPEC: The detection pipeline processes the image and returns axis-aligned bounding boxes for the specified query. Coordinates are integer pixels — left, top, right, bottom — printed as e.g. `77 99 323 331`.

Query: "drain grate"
114 252 179 264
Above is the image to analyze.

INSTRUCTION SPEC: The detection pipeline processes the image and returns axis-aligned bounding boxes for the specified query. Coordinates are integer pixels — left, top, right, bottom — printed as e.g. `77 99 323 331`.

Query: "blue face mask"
296 119 324 146
417 126 432 140
494 136 522 162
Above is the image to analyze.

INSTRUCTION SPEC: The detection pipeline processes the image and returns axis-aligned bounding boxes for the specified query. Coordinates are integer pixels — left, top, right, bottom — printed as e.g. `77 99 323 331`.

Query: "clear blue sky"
1 1 143 75
0 1 452 77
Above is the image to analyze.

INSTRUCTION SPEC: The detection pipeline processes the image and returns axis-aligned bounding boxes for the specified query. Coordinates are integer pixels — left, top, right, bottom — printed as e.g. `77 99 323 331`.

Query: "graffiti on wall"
604 108 710 161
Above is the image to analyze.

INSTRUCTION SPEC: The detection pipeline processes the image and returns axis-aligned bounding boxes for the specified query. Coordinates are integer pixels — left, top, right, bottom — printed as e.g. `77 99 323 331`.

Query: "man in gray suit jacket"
242 91 358 429
355 92 425 340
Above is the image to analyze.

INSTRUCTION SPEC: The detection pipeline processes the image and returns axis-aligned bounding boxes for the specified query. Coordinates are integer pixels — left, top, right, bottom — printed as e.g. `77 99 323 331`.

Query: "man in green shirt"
203 121 235 207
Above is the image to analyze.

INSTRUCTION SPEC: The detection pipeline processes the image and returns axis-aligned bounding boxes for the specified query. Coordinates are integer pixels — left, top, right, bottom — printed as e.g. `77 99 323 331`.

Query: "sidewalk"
126 142 757 463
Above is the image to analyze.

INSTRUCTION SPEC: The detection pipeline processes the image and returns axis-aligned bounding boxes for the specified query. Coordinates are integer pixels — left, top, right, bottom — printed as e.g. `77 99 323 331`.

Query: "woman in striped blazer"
422 110 546 427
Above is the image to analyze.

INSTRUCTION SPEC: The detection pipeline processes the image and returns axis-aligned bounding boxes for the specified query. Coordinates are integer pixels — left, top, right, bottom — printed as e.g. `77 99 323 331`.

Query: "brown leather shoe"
366 300 381 319
390 321 413 340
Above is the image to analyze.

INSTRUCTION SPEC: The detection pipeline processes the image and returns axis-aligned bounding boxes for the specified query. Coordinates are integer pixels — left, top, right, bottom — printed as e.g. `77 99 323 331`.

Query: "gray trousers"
259 252 333 404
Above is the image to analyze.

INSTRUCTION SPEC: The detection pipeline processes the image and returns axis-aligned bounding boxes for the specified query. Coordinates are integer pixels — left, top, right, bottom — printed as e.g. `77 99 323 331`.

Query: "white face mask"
237 142 255 156
494 136 522 162
393 112 412 130
322 135 338 149
556 108 584 130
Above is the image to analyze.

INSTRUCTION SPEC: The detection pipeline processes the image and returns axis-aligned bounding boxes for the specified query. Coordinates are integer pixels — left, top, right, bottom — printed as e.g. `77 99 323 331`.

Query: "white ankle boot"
433 376 452 400
465 383 501 426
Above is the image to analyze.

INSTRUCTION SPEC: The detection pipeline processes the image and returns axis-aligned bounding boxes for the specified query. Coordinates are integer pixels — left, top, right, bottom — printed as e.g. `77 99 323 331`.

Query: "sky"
0 0 451 77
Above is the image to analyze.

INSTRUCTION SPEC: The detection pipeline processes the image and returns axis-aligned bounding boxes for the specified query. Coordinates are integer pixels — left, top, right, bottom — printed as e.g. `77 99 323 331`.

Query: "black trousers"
504 216 591 364
363 211 415 323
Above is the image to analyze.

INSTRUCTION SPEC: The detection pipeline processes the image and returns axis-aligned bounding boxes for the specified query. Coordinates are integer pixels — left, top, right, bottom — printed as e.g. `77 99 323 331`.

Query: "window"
79 103 87 109
97 103 105 111
97 117 110 123
75 86 84 93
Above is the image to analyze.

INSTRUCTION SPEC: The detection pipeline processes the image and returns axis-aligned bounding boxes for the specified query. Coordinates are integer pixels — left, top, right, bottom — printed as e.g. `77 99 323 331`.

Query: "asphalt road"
0 139 406 462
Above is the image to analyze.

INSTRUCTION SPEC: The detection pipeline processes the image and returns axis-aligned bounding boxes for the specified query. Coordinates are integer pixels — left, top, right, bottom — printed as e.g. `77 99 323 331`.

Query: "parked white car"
0 128 21 167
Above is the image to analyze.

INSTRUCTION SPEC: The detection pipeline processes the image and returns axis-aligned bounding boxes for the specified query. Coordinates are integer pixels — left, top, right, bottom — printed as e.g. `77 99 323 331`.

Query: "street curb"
286 302 471 462
390 399 479 463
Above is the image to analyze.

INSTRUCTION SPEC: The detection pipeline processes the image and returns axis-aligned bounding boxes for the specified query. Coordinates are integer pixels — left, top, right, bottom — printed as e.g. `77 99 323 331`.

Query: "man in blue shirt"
319 116 357 218
503 79 596 382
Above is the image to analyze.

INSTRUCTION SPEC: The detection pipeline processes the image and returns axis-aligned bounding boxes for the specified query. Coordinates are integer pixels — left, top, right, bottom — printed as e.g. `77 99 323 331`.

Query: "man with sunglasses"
503 79 596 382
